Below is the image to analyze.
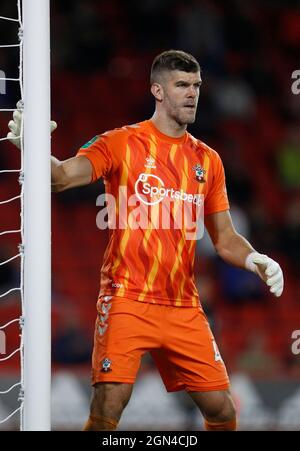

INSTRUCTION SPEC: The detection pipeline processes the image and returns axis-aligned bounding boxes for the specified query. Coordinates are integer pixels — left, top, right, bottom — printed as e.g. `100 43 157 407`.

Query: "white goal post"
23 0 51 431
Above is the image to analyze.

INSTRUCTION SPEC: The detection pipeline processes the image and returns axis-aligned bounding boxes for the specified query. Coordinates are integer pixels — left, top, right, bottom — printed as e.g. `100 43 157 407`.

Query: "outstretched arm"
205 210 284 297
205 210 254 268
51 155 92 192
7 105 93 192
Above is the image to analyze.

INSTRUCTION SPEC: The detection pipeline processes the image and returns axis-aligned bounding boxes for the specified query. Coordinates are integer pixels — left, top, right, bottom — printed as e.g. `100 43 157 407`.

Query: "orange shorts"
92 296 230 392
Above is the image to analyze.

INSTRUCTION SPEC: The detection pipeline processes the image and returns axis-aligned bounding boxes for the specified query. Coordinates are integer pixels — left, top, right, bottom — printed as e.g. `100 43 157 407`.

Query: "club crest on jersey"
193 164 206 183
145 155 156 169
101 358 112 372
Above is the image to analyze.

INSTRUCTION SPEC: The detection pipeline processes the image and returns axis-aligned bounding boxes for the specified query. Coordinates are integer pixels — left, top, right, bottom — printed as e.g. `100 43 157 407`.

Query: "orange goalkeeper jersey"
77 120 229 307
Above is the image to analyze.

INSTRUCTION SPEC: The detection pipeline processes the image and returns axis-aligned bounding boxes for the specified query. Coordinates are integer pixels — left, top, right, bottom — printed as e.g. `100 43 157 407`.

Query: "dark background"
0 0 300 430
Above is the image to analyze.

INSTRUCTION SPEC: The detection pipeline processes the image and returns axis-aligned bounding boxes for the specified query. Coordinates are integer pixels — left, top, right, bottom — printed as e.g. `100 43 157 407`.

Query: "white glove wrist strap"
245 251 260 273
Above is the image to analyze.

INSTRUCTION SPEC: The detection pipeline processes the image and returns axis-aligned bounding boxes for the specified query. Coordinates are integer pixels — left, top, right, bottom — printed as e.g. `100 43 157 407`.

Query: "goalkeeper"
8 50 284 432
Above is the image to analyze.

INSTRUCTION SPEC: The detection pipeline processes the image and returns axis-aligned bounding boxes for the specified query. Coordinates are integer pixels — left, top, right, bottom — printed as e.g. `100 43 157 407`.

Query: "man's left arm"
205 210 284 297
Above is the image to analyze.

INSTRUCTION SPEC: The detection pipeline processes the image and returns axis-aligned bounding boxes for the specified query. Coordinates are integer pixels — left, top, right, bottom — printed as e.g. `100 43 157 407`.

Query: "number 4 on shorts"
212 339 222 362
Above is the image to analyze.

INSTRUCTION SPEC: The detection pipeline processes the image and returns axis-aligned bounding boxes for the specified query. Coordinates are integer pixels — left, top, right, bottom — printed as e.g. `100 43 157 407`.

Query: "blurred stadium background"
0 0 300 430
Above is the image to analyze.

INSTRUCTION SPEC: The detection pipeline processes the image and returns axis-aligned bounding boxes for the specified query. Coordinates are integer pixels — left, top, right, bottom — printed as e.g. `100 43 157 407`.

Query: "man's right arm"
7 105 93 193
51 155 93 192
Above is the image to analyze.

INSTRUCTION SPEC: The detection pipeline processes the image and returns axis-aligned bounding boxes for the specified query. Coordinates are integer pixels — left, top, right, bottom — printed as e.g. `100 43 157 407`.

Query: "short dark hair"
150 50 200 84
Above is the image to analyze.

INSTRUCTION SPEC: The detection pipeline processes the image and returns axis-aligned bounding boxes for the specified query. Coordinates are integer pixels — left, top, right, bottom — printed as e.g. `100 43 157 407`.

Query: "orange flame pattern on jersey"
77 120 229 307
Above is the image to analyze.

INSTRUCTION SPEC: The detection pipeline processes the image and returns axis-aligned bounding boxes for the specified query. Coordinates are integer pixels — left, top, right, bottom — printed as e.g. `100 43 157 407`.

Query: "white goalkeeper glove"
7 100 57 149
245 251 284 297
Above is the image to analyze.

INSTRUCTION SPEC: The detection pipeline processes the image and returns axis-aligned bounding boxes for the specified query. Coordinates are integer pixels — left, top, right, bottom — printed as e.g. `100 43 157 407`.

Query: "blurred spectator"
223 1 261 55
51 287 92 365
52 314 91 365
175 0 225 61
276 127 300 190
195 273 217 332
248 202 281 255
280 197 300 277
222 140 254 208
52 1 112 72
126 0 176 51
237 330 281 377
212 75 255 119
218 260 264 304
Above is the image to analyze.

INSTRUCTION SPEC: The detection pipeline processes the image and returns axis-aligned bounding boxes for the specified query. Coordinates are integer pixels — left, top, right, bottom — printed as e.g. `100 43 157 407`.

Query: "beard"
171 107 197 126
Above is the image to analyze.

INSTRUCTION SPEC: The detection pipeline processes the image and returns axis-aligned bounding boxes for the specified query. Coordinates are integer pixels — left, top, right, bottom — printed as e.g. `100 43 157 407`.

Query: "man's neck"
150 112 187 138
